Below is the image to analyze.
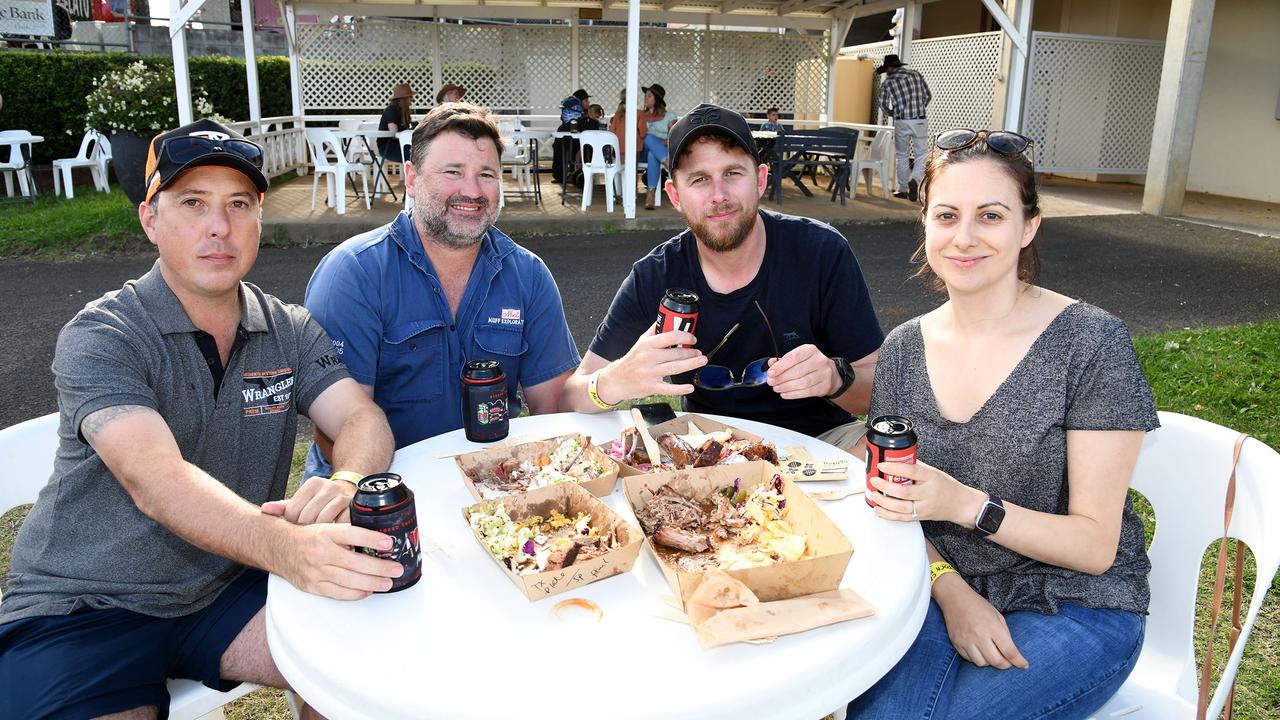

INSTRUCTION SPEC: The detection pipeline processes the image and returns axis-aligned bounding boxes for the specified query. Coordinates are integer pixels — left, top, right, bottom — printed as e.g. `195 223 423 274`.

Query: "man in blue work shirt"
303 103 581 476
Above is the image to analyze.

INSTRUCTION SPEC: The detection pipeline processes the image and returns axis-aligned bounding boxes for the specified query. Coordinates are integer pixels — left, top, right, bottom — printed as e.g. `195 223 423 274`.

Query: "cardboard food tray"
601 414 768 477
454 433 619 501
461 481 644 601
622 460 854 606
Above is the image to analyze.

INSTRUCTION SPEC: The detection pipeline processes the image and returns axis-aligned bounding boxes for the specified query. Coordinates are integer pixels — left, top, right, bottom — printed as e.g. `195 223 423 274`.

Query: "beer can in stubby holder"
462 360 509 443
654 288 699 347
349 473 422 592
864 415 918 508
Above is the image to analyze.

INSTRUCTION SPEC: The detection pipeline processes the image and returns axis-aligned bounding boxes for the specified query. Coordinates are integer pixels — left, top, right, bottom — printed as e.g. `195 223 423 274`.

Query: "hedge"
0 51 291 163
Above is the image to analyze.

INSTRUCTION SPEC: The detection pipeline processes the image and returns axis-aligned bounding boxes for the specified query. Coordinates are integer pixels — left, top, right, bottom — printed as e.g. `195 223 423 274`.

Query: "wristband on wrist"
587 370 620 410
330 470 364 487
929 560 957 585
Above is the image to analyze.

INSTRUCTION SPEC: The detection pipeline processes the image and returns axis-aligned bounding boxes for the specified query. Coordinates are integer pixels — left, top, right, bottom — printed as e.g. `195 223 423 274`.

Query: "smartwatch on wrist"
972 494 1006 537
825 357 855 400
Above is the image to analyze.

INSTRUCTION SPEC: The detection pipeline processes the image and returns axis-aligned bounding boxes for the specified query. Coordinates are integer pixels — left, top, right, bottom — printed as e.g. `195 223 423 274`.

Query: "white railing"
227 116 308 179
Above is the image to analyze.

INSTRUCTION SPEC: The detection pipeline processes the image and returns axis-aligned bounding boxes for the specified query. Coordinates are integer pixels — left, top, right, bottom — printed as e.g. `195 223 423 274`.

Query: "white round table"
266 412 928 719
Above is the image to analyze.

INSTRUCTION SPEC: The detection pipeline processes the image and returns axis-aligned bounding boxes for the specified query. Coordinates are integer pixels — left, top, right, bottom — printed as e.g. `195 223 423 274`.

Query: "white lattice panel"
852 33 1001 137
577 28 689 118
297 19 434 110
706 31 829 116
299 21 830 118
1022 32 1164 173
440 24 571 113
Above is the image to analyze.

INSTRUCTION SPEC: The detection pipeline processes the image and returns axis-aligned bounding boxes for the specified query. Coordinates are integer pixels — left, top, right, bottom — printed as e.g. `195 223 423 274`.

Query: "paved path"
3 214 1278 428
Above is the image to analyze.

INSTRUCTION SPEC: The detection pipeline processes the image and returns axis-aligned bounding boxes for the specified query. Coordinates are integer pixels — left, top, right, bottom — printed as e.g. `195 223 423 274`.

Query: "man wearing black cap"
0 119 400 719
553 88 592 184
560 104 883 451
876 53 932 201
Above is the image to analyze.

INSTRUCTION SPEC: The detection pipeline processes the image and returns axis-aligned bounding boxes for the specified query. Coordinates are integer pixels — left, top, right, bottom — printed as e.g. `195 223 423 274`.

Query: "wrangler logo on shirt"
242 367 294 417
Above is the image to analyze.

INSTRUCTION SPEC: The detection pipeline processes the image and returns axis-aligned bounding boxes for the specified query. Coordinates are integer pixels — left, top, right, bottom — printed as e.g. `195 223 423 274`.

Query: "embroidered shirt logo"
241 367 294 417
487 308 525 326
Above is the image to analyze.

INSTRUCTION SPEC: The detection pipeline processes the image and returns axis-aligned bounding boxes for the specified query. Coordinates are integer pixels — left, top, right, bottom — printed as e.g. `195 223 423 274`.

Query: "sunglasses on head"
935 129 1033 157
163 135 264 169
693 301 779 392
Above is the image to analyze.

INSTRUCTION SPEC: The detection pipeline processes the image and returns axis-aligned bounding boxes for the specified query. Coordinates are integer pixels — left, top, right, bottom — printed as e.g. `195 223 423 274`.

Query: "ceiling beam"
719 0 757 13
777 0 830 15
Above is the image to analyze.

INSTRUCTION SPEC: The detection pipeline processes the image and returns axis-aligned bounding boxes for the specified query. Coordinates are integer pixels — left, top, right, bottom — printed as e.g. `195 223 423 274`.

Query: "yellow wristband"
587 371 620 410
930 561 957 585
330 470 364 487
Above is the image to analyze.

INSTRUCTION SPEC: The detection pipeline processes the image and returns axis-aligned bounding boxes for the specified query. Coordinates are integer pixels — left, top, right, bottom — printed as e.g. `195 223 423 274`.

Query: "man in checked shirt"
876 53 932 202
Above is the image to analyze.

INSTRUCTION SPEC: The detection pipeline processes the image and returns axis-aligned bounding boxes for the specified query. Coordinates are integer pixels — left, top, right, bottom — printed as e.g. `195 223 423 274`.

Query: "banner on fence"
0 0 54 36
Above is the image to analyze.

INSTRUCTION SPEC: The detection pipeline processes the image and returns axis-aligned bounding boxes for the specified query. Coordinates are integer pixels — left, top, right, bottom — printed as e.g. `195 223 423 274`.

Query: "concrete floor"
264 168 1280 243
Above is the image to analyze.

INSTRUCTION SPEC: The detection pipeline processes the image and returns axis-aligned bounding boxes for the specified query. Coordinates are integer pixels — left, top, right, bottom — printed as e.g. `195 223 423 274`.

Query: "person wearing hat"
552 88 592 184
641 83 678 209
876 53 932 201
379 82 415 162
0 119 400 719
560 104 883 452
436 83 465 104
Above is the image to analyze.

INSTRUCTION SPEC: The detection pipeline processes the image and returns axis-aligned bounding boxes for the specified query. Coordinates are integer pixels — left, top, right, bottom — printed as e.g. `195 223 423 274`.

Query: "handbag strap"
1196 432 1251 720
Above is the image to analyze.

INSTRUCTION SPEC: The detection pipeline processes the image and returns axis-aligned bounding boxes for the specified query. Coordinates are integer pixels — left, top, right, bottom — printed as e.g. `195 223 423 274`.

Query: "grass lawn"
1 319 1277 718
0 189 147 257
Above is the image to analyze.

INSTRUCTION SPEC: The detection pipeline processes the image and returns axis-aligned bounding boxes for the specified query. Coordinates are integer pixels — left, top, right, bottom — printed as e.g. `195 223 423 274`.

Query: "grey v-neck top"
870 302 1159 615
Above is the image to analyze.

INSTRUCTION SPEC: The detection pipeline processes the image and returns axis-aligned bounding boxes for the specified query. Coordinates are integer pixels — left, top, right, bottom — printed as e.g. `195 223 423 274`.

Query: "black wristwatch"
825 357 855 400
972 494 1006 537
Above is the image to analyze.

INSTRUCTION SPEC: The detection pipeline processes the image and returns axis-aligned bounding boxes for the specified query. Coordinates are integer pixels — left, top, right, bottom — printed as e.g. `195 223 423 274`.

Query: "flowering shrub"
84 61 220 137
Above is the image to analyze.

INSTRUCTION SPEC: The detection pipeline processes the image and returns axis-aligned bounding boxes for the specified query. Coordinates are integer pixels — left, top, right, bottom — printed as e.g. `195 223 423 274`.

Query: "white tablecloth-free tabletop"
266 411 928 720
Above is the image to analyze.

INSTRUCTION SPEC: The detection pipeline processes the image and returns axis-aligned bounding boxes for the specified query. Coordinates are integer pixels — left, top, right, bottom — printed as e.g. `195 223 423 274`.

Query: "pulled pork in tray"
634 475 807 572
607 426 778 472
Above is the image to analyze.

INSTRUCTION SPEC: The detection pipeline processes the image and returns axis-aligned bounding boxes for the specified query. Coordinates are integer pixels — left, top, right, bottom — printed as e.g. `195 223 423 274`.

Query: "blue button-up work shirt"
303 212 580 473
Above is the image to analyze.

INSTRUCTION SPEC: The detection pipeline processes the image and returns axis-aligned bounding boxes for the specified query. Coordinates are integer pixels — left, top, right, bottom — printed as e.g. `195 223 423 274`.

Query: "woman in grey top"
848 130 1159 720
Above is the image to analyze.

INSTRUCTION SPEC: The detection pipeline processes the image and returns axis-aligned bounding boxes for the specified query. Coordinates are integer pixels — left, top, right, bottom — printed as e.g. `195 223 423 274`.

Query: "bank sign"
0 0 55 37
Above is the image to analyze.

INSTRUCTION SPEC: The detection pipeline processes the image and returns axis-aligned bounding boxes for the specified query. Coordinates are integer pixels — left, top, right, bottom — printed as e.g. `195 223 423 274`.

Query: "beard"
414 191 500 250
684 199 758 253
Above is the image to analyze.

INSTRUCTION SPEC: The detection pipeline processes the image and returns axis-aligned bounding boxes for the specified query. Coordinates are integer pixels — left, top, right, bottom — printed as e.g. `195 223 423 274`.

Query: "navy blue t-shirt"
588 209 884 437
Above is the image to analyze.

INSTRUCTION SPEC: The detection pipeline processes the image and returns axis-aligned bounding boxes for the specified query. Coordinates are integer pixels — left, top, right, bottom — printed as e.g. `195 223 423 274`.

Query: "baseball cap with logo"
666 104 757 173
144 119 268 204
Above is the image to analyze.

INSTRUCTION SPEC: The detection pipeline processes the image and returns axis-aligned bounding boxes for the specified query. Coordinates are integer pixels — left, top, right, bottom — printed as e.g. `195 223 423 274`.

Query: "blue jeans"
849 600 1144 720
643 134 669 189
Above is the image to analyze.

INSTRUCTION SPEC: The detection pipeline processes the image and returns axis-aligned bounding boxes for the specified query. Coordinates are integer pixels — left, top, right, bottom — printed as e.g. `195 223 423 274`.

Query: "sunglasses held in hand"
693 301 779 391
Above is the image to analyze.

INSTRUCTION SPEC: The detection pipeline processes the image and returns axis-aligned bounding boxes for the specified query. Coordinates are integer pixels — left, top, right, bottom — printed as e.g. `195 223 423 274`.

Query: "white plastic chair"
52 130 111 199
303 127 370 216
0 414 304 720
1088 411 1280 719
852 130 891 200
0 130 39 198
579 130 620 213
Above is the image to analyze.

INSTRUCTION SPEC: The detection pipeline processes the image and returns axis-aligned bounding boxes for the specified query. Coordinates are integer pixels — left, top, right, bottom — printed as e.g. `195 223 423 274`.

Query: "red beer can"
654 288 699 348
864 415 918 508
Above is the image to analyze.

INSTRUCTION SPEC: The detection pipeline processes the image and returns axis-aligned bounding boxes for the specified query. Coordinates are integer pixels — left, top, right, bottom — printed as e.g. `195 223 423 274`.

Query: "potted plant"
84 61 219 205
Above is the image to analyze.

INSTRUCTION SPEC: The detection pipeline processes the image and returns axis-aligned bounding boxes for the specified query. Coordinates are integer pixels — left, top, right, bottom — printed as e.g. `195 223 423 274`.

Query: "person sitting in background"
560 88 590 126
586 104 605 129
608 89 647 165
847 129 1157 719
553 88 592 184
436 83 465 104
378 82 414 163
641 83 677 210
759 107 785 134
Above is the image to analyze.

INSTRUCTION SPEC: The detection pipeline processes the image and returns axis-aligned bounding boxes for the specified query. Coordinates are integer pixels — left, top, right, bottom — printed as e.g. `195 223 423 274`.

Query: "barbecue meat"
620 427 651 465
739 442 779 465
544 543 581 571
657 433 695 469
635 485 708 534
653 526 712 553
692 439 724 468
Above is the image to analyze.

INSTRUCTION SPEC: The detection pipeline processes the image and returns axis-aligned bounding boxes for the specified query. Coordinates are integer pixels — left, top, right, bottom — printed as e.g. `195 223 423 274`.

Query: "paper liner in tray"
461 481 643 601
686 571 876 648
454 432 619 501
623 460 854 607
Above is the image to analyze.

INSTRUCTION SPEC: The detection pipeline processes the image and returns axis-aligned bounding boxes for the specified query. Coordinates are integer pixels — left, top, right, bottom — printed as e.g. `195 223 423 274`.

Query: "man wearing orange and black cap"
0 119 398 719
